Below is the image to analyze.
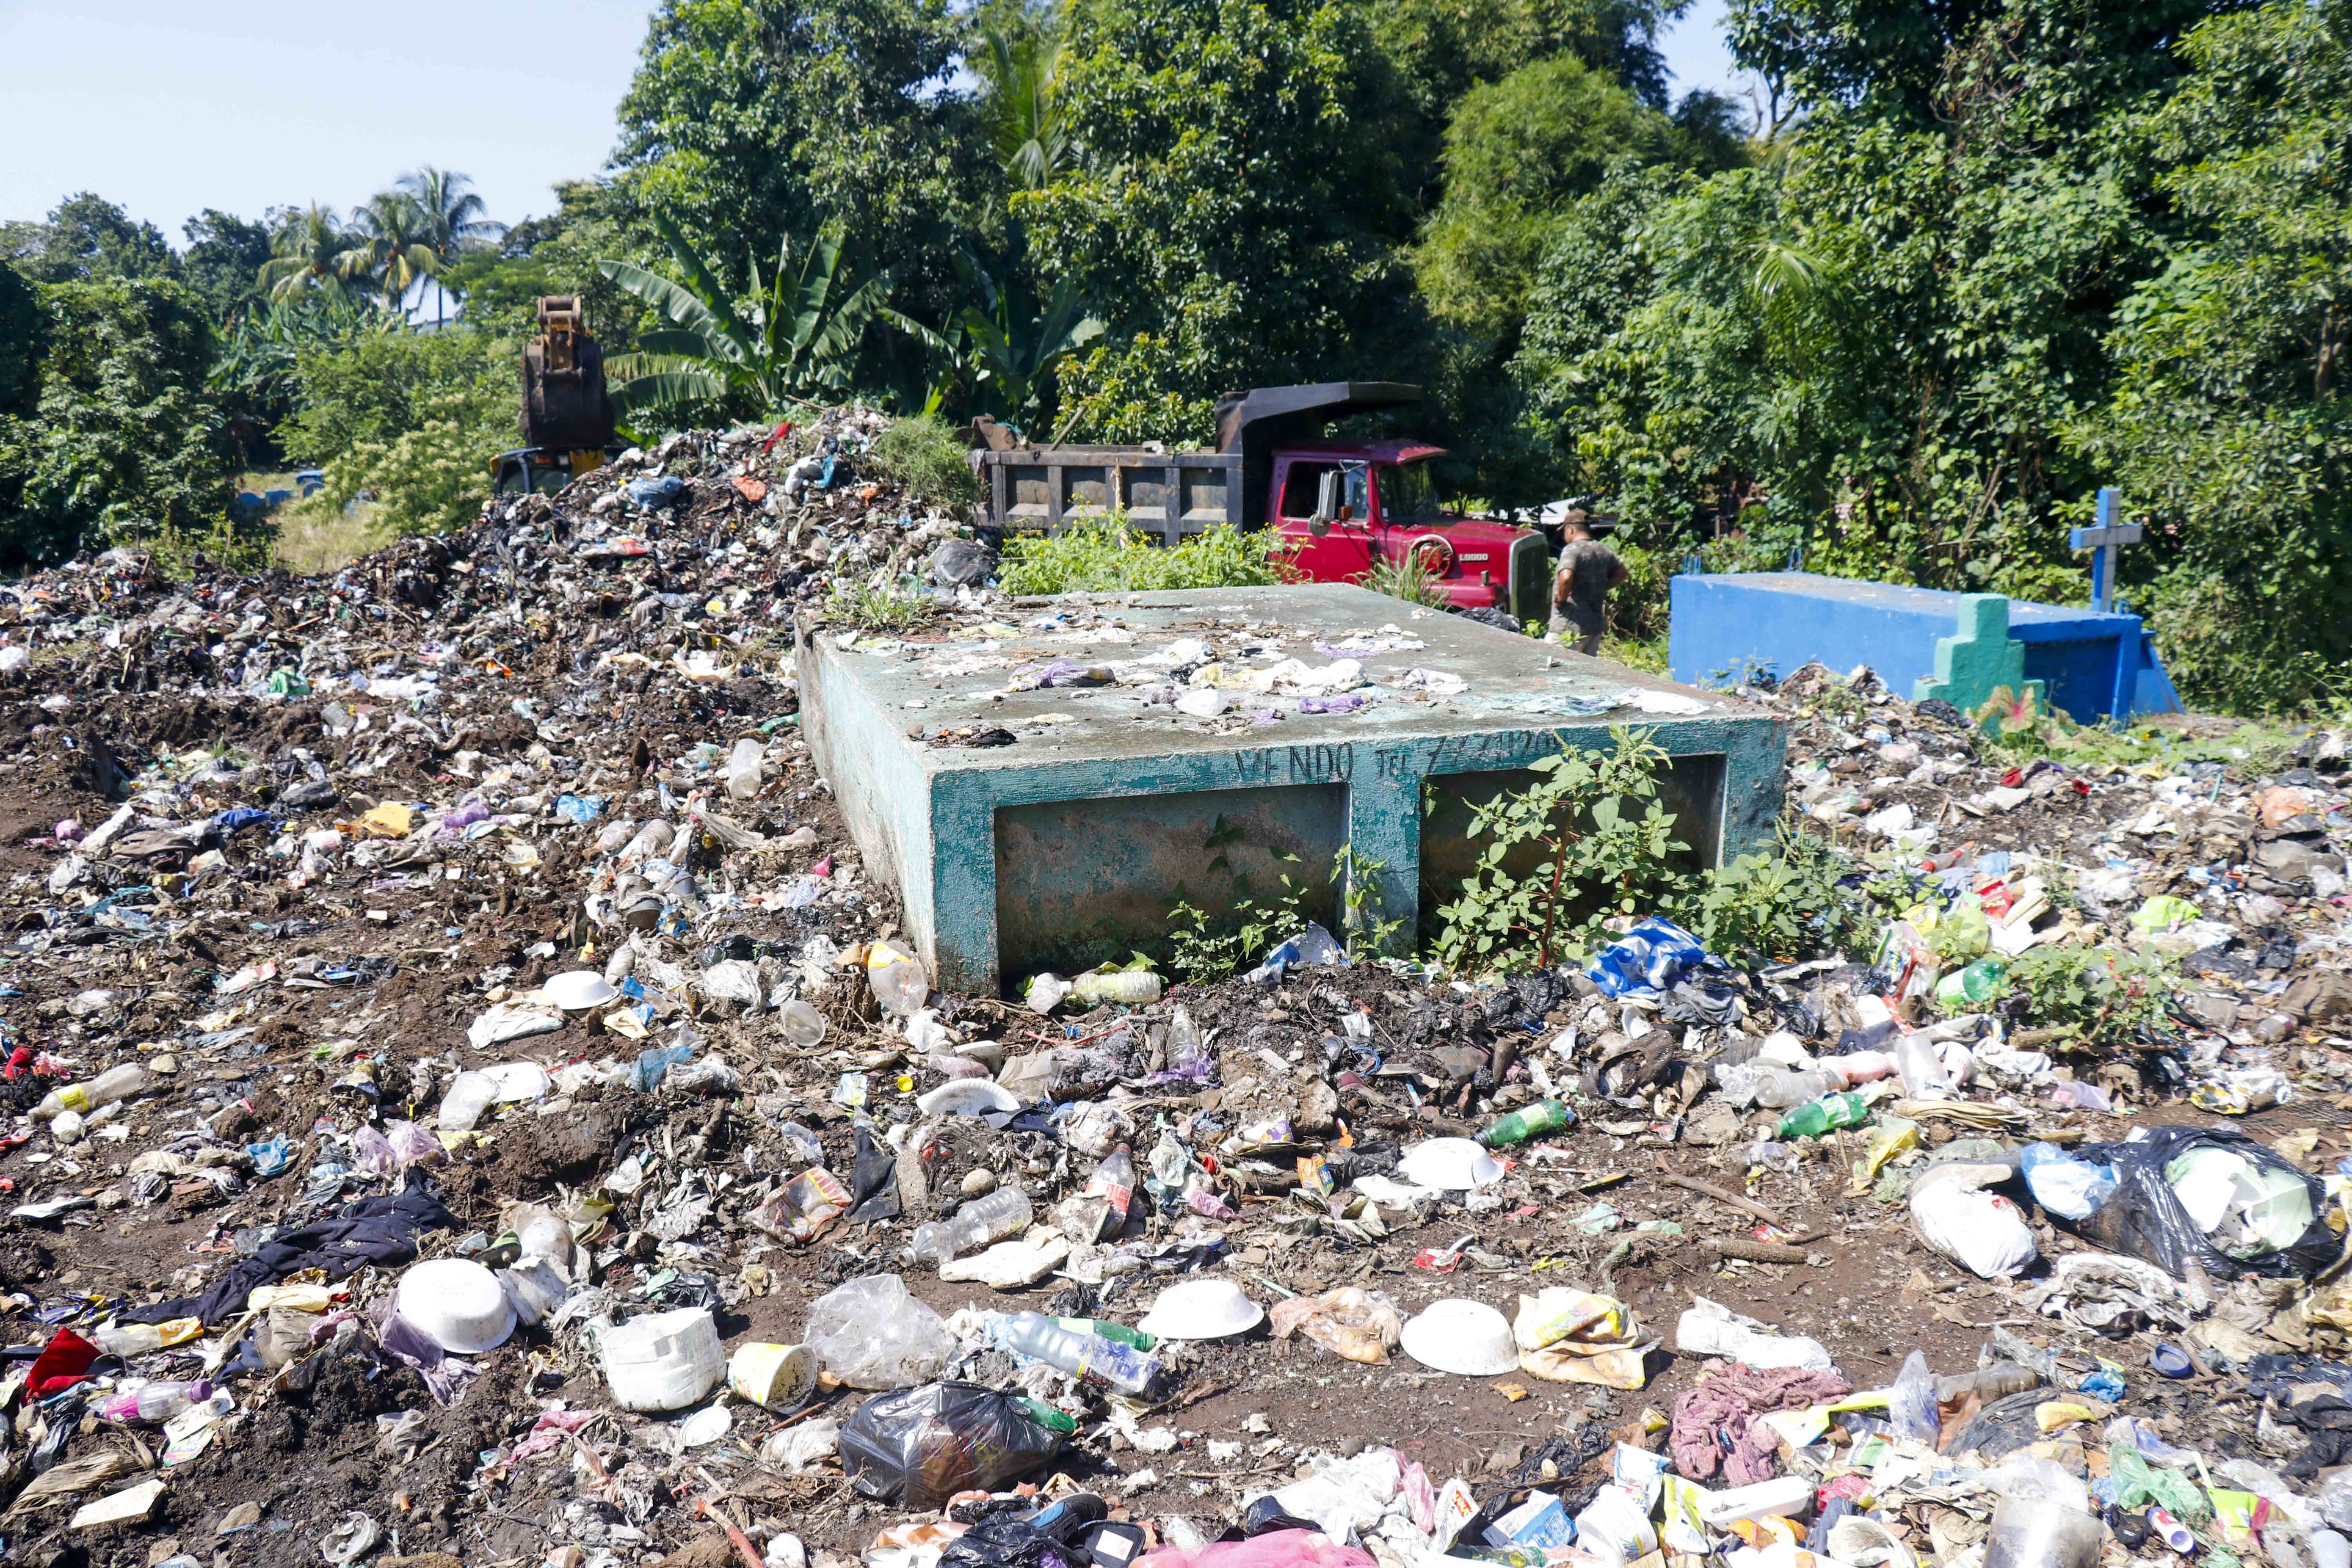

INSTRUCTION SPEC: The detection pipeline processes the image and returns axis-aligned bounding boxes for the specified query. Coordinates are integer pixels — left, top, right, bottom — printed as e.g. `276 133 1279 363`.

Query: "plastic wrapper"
838 1381 1065 1508
753 1168 851 1245
804 1274 958 1388
1269 1287 1403 1364
2063 1126 2337 1281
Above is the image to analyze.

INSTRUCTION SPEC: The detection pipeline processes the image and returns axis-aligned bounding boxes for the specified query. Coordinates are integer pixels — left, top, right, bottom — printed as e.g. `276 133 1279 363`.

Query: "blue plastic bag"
633 1043 693 1092
555 793 604 824
2018 1142 2118 1221
1586 917 1712 999
627 475 687 509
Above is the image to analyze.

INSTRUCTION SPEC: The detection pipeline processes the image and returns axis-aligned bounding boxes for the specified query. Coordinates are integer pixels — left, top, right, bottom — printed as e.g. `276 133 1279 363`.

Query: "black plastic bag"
2062 1125 2338 1281
838 1381 1065 1509
940 1519 1083 1568
846 1125 901 1222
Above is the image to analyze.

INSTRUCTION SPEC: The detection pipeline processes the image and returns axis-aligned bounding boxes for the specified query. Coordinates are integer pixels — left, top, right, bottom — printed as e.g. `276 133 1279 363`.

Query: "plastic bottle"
723 738 765 801
1056 1319 1157 1352
1086 1145 1137 1229
864 940 929 1017
92 1322 164 1356
1935 958 2008 1012
1936 1363 2039 1402
439 1070 498 1133
907 1187 1033 1264
1777 1092 1871 1140
99 1380 212 1425
1479 1099 1578 1148
1072 969 1162 1005
1753 1068 1839 1110
1894 1034 1952 1098
991 1312 1160 1395
33 1063 152 1123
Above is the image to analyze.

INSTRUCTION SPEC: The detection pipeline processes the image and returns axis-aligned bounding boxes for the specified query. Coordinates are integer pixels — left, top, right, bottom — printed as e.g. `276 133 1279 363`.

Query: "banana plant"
883 242 1103 424
597 215 892 421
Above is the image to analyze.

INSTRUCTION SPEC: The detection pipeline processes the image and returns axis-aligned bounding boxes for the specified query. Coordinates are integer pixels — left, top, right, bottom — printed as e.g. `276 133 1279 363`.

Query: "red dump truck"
967 381 1550 626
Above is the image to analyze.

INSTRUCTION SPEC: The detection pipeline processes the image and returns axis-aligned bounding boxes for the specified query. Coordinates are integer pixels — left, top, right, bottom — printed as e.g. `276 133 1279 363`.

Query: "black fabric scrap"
130 1171 458 1325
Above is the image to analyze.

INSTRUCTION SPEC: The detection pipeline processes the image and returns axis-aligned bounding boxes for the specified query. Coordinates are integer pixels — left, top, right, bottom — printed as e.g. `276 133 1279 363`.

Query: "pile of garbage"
0 407 2346 1568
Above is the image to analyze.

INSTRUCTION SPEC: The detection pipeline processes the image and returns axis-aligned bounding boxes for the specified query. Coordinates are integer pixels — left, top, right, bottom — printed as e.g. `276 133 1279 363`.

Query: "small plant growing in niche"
1430 726 1690 974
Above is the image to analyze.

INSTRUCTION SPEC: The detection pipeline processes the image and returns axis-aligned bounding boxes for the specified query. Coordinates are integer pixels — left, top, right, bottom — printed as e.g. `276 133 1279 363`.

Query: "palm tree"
977 23 1069 192
399 167 506 326
258 203 356 301
340 191 438 315
597 215 893 425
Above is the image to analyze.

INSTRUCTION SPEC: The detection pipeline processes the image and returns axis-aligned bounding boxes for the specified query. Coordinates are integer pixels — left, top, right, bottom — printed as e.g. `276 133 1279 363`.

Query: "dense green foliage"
278 329 514 536
999 517 1298 592
1507 0 2352 711
0 273 243 566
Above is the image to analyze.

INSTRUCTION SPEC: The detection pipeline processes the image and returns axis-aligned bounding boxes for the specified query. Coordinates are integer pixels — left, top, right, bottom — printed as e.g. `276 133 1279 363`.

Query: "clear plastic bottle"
1086 1145 1137 1229
439 1069 497 1133
92 1322 163 1356
864 940 929 1017
907 1187 1033 1264
1935 1363 2038 1402
991 1311 1160 1395
723 738 765 801
33 1063 152 1122
1752 1068 1837 1109
99 1379 212 1425
1073 970 1162 1005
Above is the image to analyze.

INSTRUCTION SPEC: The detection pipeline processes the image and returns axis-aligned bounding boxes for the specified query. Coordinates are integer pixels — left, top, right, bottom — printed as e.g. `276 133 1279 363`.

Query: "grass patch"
270 493 387 576
1598 630 1668 673
1361 549 1448 609
869 414 980 510
1000 516 1299 595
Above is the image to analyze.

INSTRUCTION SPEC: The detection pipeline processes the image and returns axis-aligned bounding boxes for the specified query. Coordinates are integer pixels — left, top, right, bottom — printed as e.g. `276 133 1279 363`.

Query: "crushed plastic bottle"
907 1187 1033 1264
33 1063 153 1122
990 1311 1161 1394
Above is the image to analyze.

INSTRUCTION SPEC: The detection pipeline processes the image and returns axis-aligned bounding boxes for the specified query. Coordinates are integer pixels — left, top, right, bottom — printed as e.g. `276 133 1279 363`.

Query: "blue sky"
0 0 1748 241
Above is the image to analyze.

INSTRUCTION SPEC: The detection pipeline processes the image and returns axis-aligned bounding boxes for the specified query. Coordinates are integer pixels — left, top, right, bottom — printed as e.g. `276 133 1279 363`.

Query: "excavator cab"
495 296 618 496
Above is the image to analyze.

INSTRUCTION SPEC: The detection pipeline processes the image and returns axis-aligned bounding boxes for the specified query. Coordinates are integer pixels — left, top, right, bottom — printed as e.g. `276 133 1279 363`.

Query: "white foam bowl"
916 1079 1020 1117
1400 1298 1519 1376
544 970 619 1010
397 1258 517 1354
1397 1137 1504 1190
1138 1279 1264 1341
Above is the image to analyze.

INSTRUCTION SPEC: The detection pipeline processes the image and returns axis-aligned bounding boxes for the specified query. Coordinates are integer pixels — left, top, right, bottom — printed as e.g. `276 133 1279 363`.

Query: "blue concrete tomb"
1667 572 2181 722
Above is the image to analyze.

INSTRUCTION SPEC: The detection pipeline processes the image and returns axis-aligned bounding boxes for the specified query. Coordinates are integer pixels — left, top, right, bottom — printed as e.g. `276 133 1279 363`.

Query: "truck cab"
1268 440 1548 625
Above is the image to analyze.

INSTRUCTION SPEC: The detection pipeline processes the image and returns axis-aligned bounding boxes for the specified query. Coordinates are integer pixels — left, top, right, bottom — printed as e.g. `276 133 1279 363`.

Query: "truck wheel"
1451 605 1521 633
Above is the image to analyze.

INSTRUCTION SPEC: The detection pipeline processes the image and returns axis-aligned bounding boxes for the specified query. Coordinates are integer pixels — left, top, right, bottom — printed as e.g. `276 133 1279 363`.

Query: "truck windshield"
1379 461 1445 524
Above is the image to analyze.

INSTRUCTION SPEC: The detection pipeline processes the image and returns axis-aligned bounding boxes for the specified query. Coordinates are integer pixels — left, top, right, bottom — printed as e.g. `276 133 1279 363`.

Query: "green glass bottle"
1479 1098 1578 1148
1776 1092 1870 1140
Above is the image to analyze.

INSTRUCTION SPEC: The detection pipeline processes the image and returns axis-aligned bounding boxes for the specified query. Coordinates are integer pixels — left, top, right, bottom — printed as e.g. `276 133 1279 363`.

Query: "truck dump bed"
969 381 1423 542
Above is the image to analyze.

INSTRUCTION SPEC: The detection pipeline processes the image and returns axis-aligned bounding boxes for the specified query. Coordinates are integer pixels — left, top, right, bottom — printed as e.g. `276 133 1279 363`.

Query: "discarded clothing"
1668 1365 1852 1484
130 1174 459 1325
